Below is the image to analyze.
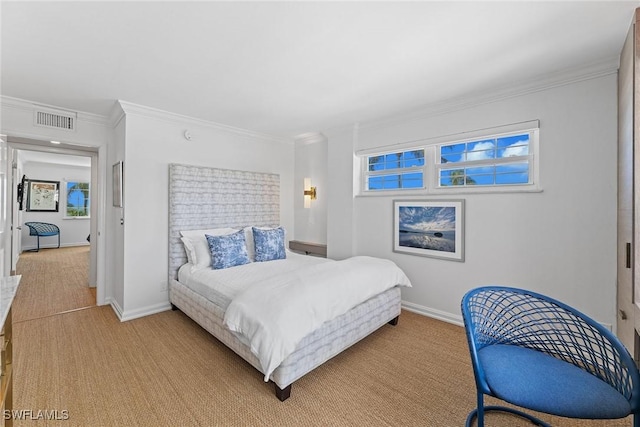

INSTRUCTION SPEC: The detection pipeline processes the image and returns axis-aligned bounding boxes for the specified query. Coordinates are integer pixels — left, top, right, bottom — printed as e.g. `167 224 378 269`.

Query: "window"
65 181 90 218
438 133 531 187
365 149 425 190
358 121 539 194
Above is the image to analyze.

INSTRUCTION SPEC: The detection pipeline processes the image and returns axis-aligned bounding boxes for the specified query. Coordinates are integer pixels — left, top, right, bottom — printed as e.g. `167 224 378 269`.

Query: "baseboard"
115 301 173 322
108 298 124 321
21 242 90 252
401 300 463 327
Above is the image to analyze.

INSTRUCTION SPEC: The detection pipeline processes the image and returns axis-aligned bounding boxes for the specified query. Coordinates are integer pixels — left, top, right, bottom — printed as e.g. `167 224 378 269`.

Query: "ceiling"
1 1 639 140
19 151 91 168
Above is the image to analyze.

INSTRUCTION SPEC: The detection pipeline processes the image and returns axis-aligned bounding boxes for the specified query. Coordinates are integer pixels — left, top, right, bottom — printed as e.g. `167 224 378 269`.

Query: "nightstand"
288 240 327 257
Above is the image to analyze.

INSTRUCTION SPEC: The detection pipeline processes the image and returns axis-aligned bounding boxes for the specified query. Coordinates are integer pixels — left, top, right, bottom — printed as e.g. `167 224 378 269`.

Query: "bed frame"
168 163 401 400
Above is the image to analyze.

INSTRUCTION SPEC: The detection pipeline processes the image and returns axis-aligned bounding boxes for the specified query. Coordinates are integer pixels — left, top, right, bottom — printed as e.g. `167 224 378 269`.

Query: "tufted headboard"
168 163 280 282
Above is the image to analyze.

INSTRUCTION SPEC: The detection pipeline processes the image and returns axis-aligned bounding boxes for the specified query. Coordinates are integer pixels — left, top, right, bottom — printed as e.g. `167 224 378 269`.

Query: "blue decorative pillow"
253 227 286 262
205 229 250 269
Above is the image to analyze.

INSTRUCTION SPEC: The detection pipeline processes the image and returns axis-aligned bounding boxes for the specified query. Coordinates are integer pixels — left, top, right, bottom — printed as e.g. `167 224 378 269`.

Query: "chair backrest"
461 286 640 410
24 222 59 234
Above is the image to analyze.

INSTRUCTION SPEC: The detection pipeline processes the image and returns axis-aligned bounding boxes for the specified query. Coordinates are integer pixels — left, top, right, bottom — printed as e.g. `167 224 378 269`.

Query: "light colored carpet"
13 246 95 322
9 247 633 426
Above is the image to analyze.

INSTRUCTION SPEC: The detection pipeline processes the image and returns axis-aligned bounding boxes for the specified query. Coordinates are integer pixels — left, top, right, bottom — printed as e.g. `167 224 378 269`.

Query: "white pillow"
180 237 196 265
180 228 237 269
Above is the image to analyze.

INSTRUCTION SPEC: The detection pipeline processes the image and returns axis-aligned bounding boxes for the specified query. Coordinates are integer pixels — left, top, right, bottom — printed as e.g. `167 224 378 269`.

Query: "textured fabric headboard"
168 163 280 281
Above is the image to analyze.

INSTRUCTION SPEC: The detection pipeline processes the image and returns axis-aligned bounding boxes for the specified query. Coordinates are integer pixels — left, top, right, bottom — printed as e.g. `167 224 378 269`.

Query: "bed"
168 163 410 401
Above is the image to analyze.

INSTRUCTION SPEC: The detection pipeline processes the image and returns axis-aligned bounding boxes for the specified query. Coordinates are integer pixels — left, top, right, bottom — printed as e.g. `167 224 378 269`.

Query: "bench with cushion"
24 222 60 252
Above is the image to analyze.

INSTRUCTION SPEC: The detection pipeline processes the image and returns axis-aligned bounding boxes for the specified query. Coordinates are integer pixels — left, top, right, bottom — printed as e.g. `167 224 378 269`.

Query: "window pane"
402 150 425 168
368 156 385 172
496 171 529 185
498 134 529 157
440 143 465 164
496 162 528 174
466 139 496 161
368 172 423 190
383 176 401 189
441 142 465 154
66 181 90 217
384 153 403 170
368 176 383 189
401 172 423 188
439 169 466 186
465 173 494 186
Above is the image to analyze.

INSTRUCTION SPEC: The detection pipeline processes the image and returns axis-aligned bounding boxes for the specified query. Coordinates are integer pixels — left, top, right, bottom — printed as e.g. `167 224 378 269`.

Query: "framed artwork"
112 161 123 207
26 180 59 212
393 199 465 261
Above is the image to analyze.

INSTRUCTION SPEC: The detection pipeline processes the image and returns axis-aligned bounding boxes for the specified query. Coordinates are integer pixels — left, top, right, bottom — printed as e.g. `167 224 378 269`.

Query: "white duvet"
223 256 412 381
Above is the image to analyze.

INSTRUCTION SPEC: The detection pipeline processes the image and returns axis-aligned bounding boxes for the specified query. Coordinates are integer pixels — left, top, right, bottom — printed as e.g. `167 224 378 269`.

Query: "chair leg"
57 233 60 248
36 235 40 252
466 393 550 427
466 392 485 427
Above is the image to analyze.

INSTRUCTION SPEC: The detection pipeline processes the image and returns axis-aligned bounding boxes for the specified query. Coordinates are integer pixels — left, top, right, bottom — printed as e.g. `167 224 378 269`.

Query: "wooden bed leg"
275 384 292 401
388 316 399 326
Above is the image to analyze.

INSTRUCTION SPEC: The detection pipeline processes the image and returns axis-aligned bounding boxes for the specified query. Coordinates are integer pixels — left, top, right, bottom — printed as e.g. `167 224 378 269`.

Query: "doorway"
6 136 102 318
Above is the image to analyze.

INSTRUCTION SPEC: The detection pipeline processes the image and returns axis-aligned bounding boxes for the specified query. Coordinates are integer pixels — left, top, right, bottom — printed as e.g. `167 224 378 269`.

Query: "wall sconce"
304 178 317 209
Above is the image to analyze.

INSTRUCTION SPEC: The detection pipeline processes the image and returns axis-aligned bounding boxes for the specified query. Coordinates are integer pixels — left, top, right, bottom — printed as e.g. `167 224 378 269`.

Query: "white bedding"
222 256 412 381
178 251 331 309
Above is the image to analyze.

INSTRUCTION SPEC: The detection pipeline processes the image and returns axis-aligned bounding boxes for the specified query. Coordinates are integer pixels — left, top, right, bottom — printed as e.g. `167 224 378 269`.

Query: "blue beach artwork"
398 206 456 252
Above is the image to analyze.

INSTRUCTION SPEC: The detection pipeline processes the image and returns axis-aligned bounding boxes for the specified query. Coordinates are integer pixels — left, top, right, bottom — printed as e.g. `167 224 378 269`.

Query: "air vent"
33 106 76 131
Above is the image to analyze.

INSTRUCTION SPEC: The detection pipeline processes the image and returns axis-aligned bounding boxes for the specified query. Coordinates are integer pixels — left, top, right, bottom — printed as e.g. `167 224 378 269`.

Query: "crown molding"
117 100 293 145
294 131 327 145
355 55 620 132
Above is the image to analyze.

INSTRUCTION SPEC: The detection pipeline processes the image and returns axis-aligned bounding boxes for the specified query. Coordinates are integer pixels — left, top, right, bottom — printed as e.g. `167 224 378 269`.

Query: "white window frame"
356 120 541 196
363 149 426 192
63 179 91 219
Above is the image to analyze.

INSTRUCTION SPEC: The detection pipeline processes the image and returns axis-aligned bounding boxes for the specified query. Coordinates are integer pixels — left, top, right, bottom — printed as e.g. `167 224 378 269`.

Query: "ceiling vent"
33 106 76 131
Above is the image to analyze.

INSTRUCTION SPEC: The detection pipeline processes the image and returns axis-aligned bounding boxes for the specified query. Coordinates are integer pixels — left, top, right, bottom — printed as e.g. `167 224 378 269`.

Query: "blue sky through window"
367 149 424 190
439 133 530 186
66 181 90 216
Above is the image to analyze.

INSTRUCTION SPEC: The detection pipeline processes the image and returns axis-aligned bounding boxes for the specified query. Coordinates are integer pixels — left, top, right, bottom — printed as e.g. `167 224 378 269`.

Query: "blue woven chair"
24 222 60 252
461 286 640 427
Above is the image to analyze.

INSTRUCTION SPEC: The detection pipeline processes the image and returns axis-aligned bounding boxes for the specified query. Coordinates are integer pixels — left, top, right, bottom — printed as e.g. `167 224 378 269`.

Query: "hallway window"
64 181 90 218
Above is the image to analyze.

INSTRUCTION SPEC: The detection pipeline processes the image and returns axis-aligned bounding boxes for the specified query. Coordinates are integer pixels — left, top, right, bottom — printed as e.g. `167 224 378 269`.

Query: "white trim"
21 242 90 252
356 119 539 157
117 301 173 322
294 132 327 145
401 300 463 327
117 100 293 145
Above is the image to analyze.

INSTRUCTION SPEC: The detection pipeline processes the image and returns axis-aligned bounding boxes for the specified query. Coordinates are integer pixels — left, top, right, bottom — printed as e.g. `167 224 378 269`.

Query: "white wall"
327 73 618 328
20 161 91 250
115 102 295 320
294 134 328 244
